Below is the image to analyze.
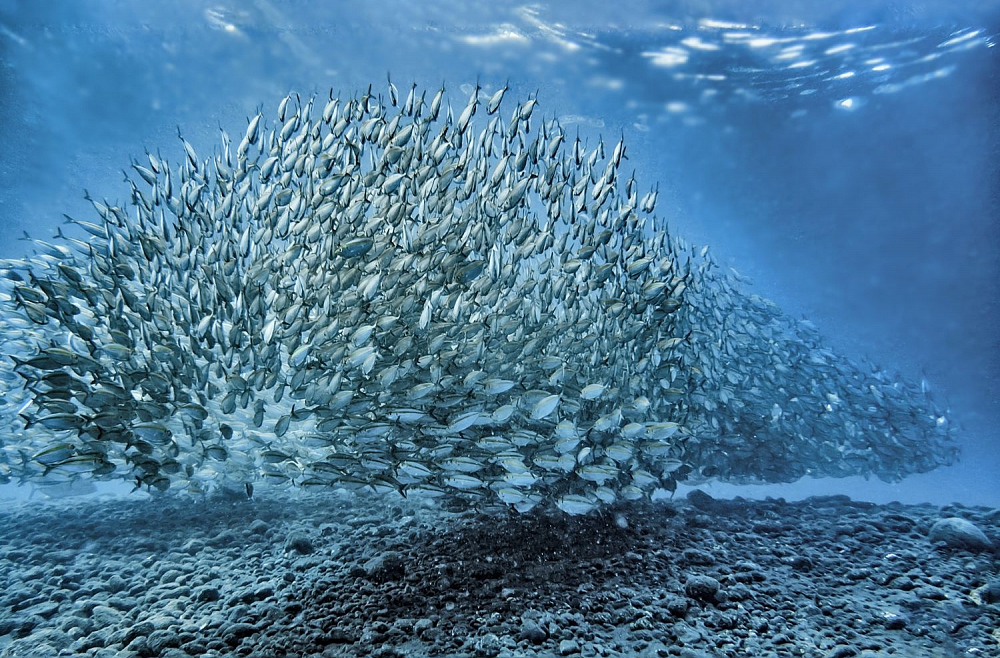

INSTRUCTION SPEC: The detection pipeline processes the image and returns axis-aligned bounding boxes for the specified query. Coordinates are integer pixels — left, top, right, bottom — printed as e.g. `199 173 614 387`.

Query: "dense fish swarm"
0 81 957 513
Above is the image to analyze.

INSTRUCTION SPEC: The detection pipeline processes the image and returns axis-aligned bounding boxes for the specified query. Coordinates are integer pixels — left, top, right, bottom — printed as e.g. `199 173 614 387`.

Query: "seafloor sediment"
0 489 996 658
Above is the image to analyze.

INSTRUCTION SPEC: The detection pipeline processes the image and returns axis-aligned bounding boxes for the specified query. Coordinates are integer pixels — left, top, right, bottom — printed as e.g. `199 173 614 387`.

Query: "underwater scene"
0 1 997 656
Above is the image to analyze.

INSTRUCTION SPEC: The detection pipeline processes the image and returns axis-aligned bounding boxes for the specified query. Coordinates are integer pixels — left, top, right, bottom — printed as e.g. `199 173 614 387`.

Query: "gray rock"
685 575 721 602
249 519 270 534
25 600 60 619
23 628 73 651
147 628 182 653
91 648 129 658
222 622 259 642
122 621 155 645
559 638 581 655
980 578 1000 604
882 612 908 630
363 552 406 583
284 532 314 554
107 574 128 593
91 604 123 628
928 517 992 551
519 621 547 644
160 649 195 658
475 633 502 656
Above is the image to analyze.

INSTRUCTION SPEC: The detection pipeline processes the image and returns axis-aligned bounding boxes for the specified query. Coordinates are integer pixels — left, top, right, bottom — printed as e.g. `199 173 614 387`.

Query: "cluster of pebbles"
0 489 997 657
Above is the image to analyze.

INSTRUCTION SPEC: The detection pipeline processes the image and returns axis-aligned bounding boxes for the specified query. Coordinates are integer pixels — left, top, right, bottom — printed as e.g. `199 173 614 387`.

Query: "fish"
0 80 958 513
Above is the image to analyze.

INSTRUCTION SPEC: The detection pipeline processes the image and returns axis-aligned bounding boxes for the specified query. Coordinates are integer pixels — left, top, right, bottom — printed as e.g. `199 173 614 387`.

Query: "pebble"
222 622 259 642
147 628 182 653
980 578 1000 604
559 638 581 655
684 575 721 602
249 520 270 535
363 552 406 583
928 517 992 550
882 612 908 630
0 489 995 658
520 622 547 644
194 585 221 602
284 532 315 554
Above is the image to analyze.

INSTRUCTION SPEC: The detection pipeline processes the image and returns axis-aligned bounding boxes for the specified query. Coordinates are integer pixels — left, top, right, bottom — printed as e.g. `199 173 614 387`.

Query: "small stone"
664 595 689 617
249 519 270 534
684 575 721 602
284 532 314 554
928 517 991 551
681 548 715 566
222 622 258 643
789 555 813 571
475 633 502 656
519 622 547 644
160 649 195 658
559 638 581 655
363 552 406 583
107 575 127 593
883 612 908 630
980 578 1000 604
194 586 221 603
25 601 60 619
826 646 858 658
122 621 155 645
147 628 181 653
326 628 357 643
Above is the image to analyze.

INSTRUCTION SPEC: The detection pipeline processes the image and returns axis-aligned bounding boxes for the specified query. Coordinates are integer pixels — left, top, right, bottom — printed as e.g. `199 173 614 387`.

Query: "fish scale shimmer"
0 81 958 512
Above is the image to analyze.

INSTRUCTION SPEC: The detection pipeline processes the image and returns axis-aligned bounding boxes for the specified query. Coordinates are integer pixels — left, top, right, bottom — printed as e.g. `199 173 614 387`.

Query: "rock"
685 575 721 602
559 638 581 655
664 595 689 617
249 519 270 534
928 517 992 551
788 555 813 571
147 628 182 653
681 548 715 566
90 604 123 628
160 649 195 658
825 646 858 658
326 628 358 643
194 585 221 602
106 575 128 593
363 552 406 583
519 622 547 644
24 600 60 619
222 622 259 643
980 578 1000 604
0 615 24 636
686 489 720 512
122 621 155 645
474 633 502 656
883 612 908 630
180 538 205 554
284 532 314 554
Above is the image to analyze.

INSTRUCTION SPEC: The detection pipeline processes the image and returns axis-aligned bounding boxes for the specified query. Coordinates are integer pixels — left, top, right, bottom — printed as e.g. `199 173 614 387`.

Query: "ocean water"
0 2 998 657
1 0 996 506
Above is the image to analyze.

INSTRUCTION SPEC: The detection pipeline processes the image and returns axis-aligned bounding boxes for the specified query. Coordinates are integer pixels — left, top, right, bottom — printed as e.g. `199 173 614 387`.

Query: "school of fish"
0 80 958 514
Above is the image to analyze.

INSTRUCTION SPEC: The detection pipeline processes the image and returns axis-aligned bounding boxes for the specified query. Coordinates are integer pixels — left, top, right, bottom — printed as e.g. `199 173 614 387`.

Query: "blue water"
0 0 997 506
